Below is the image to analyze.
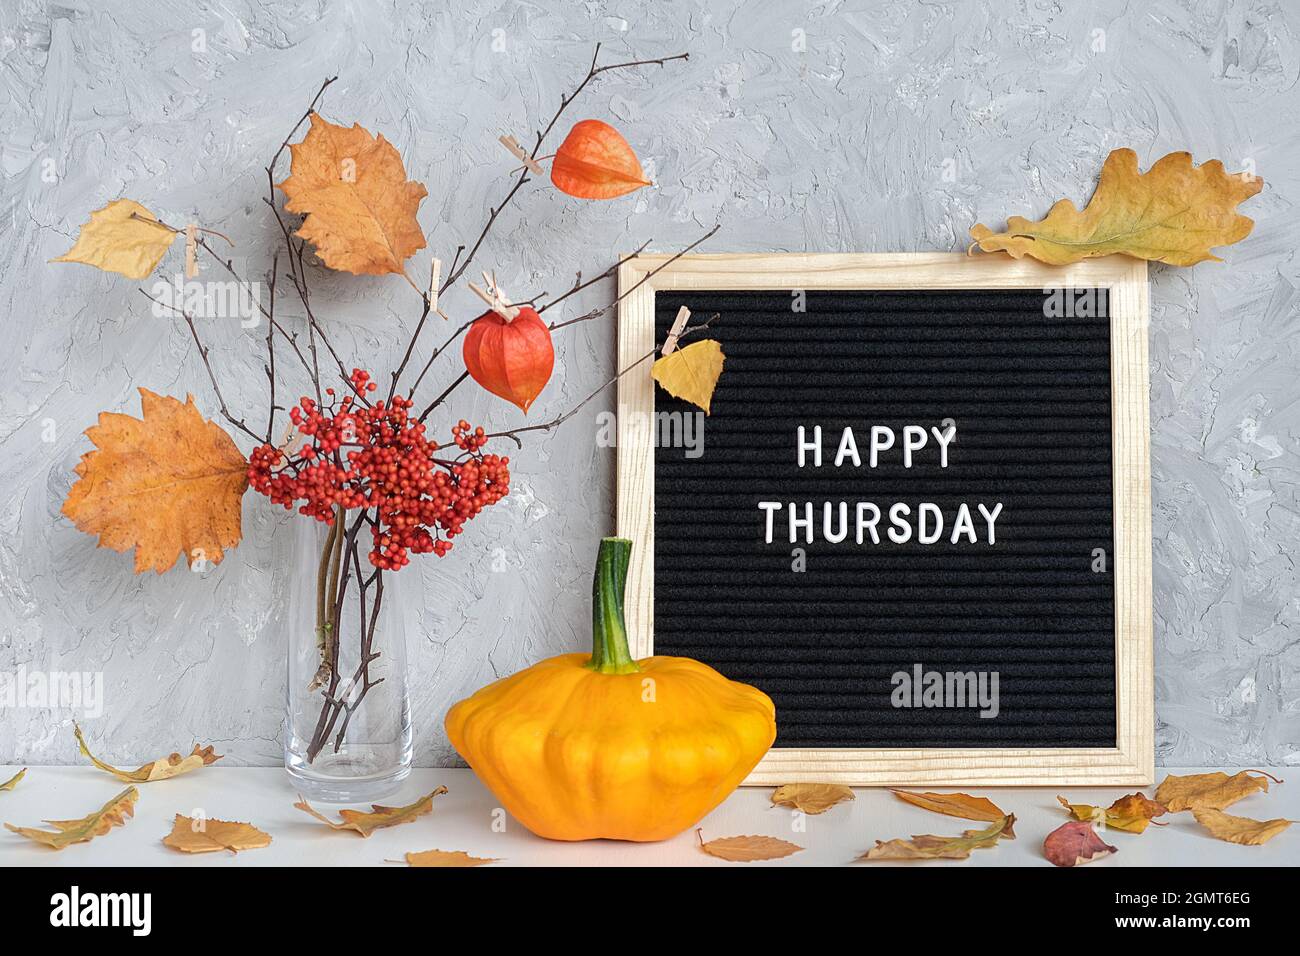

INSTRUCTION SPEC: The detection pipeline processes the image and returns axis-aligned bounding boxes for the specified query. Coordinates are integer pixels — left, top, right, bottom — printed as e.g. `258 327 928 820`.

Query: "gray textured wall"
1 0 1296 768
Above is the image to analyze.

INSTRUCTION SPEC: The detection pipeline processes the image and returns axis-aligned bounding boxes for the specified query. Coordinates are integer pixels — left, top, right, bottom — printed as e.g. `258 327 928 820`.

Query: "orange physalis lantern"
550 120 651 200
462 306 555 413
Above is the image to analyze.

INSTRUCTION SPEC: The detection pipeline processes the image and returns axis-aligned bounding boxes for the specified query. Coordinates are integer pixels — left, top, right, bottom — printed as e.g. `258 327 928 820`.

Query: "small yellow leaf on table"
163 814 272 854
74 722 222 782
858 814 1015 861
891 789 1014 836
1 768 25 792
53 199 178 279
5 786 138 849
697 829 803 862
295 787 448 837
401 848 499 867
652 339 725 414
1058 792 1167 833
770 783 854 815
1192 808 1293 846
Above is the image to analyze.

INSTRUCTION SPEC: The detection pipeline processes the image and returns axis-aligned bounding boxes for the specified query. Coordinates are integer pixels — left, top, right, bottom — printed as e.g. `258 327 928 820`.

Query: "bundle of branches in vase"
54 46 720 800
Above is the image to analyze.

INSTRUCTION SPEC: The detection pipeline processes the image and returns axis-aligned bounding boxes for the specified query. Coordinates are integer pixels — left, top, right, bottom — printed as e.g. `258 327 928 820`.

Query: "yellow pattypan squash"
445 537 776 842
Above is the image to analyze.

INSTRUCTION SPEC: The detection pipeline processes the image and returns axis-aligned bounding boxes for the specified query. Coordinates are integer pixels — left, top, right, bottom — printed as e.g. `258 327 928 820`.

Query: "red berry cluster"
248 369 510 570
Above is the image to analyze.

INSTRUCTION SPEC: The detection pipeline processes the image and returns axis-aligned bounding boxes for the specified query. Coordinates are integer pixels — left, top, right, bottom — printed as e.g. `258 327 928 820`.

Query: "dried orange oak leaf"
652 339 725 414
400 848 500 867
891 790 1014 836
1043 819 1117 867
295 787 448 837
551 119 651 199
1 768 26 792
970 149 1262 266
162 814 272 854
770 783 855 815
278 113 427 275
1154 770 1279 812
858 814 1015 862
1058 793 1168 834
697 829 804 862
62 389 249 574
74 722 221 783
1192 808 1293 846
5 786 138 849
52 199 178 279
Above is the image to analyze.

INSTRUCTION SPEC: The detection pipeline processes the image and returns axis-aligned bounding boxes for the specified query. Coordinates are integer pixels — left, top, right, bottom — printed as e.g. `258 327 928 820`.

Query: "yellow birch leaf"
52 199 178 279
294 787 448 837
770 783 855 815
891 790 1015 837
277 113 428 275
697 829 804 862
1 768 26 791
401 848 500 867
1192 808 1293 846
859 814 1015 862
1154 770 1278 812
162 814 272 854
651 339 725 414
61 389 249 574
970 149 1262 266
4 786 138 849
74 722 222 782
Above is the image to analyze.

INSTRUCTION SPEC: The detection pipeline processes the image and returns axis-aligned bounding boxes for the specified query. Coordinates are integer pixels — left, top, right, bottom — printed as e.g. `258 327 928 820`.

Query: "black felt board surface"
652 290 1116 749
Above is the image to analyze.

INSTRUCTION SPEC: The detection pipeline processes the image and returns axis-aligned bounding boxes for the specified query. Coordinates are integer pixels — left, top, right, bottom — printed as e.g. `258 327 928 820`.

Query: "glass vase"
285 511 412 802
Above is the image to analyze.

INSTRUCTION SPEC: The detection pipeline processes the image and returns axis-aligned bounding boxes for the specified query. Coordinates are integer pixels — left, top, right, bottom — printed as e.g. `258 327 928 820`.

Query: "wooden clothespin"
428 257 441 312
498 134 543 176
661 305 690 355
184 224 199 279
467 269 520 321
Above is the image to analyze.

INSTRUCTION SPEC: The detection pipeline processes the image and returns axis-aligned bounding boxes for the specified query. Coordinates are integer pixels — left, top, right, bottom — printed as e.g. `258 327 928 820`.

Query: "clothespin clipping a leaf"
499 134 544 176
661 305 690 355
651 305 725 415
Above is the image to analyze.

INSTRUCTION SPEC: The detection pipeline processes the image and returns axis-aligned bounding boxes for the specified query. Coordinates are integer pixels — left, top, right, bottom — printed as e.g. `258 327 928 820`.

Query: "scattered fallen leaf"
770 783 855 815
1154 770 1279 812
399 848 500 867
74 722 222 782
697 829 803 862
652 339 725 414
4 786 138 849
52 199 178 279
1043 819 1118 867
550 119 651 199
970 149 1262 266
62 389 249 574
1192 808 1293 847
1 769 25 792
294 787 448 837
858 814 1015 861
891 789 1014 836
278 113 427 275
162 814 272 854
1057 792 1167 833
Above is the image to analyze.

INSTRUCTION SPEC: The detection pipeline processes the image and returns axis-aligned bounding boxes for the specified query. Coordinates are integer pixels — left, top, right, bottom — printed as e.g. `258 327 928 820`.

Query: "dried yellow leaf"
1058 792 1167 833
770 783 855 815
73 722 221 782
1 768 26 791
858 814 1015 862
1154 770 1278 812
652 339 725 415
970 149 1262 266
891 789 1015 837
294 787 447 837
401 848 500 867
52 199 178 279
4 786 138 849
278 113 428 275
1192 808 1293 846
62 389 249 574
162 814 272 854
697 829 803 862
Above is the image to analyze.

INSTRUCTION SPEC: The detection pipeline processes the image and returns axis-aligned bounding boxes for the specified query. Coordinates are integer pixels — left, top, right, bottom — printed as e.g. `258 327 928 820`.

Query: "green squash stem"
587 537 640 675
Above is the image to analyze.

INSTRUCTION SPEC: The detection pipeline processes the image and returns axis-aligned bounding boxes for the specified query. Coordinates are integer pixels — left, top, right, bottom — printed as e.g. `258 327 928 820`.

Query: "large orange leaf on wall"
62 389 249 574
278 113 428 275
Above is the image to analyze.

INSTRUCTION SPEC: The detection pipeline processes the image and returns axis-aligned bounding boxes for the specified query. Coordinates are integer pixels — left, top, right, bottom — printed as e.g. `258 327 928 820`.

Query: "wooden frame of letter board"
616 253 1152 786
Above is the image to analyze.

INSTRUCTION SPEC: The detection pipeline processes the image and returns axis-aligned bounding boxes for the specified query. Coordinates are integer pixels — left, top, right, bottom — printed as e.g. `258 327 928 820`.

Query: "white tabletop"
1 766 1295 867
